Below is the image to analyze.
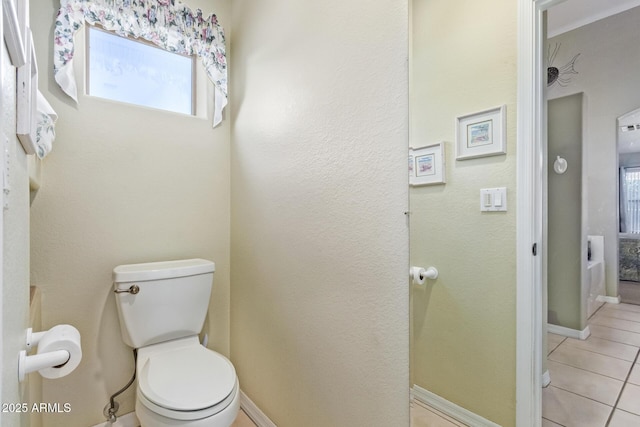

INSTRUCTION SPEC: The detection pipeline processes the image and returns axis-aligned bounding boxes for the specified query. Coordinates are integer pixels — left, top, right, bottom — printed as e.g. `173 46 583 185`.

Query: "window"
621 167 640 233
87 26 195 115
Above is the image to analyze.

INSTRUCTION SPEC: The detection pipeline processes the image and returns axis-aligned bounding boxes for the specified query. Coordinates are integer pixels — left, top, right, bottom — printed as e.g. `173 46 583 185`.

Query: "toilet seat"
138 343 237 421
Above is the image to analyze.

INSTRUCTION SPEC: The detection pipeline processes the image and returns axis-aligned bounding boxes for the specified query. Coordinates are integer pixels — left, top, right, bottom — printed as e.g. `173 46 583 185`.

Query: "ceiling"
547 0 640 38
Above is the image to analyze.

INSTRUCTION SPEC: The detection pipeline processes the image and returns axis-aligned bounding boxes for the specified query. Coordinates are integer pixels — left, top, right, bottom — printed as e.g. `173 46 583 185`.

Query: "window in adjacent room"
87 26 195 116
621 166 640 234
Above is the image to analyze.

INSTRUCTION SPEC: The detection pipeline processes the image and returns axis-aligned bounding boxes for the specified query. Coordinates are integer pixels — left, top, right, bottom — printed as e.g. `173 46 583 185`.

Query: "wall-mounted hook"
553 156 568 174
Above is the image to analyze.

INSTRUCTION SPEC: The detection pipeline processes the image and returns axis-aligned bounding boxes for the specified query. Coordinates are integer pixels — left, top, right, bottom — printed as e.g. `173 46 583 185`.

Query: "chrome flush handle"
114 284 140 295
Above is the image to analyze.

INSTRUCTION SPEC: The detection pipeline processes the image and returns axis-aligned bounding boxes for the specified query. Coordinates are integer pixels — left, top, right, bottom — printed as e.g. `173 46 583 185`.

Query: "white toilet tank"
113 259 215 349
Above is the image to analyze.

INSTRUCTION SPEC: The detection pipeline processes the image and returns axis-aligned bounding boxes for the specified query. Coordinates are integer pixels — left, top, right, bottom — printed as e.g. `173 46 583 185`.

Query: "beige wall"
1 35 31 427
229 0 409 426
29 0 231 425
548 6 640 297
410 0 517 425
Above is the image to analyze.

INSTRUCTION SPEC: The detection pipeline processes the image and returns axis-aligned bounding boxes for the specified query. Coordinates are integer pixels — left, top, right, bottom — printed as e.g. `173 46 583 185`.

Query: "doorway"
536 1 640 425
618 108 640 305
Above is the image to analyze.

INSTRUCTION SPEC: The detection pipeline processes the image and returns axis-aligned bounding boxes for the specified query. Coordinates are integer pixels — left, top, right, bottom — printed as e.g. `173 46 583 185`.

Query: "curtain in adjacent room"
620 166 640 234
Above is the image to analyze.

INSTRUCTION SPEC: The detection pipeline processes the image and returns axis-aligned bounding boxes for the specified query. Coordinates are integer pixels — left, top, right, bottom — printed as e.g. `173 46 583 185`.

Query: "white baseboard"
90 411 139 427
596 295 621 304
412 385 502 427
547 323 591 340
542 370 551 388
240 390 277 427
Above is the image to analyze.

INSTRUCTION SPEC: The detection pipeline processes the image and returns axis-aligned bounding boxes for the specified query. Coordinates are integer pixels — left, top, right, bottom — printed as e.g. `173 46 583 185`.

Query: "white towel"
35 91 58 159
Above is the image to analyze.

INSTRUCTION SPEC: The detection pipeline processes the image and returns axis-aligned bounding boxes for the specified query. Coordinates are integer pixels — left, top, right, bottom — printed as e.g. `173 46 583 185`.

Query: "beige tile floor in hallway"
544 302 640 426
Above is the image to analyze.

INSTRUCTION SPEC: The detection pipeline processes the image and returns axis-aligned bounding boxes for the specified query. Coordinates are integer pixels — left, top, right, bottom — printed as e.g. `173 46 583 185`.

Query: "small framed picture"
409 142 445 186
16 29 38 155
2 0 27 66
456 105 506 160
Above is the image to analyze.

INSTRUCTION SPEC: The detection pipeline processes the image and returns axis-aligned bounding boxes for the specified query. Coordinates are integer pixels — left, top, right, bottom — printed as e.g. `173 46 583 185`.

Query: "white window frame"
620 166 640 234
86 25 197 116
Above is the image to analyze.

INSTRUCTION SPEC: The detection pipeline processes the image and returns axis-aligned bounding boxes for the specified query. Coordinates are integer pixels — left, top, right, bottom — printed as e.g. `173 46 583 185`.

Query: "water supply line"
103 349 137 423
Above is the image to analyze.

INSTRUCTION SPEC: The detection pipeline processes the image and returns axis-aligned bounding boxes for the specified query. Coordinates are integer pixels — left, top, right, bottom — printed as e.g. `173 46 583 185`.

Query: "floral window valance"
54 0 227 126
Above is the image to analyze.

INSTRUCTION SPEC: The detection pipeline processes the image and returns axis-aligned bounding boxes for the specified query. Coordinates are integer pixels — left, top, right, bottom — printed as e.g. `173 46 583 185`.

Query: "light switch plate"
480 187 507 212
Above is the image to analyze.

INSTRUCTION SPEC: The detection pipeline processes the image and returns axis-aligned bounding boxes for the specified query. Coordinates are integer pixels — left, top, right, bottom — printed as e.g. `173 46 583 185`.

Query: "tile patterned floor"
544 302 640 427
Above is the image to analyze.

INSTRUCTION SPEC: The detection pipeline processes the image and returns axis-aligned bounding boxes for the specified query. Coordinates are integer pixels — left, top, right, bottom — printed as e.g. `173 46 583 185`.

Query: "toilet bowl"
135 337 239 427
113 259 239 427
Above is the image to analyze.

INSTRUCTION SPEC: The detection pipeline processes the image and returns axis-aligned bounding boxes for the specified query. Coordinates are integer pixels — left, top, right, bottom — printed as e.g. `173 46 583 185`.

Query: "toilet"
113 259 239 427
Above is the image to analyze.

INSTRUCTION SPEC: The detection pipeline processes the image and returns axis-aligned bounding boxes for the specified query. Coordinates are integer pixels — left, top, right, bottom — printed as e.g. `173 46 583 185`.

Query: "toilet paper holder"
18 349 71 382
410 266 438 285
26 327 48 351
18 325 82 382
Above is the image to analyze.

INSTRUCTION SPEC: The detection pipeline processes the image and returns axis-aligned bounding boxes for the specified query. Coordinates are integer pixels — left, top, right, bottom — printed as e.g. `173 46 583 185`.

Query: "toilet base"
135 386 240 427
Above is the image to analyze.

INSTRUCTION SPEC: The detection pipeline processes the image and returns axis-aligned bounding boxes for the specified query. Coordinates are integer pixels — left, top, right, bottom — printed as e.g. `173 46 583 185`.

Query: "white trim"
517 1 568 426
412 385 502 427
516 1 542 425
596 295 621 304
547 322 585 339
0 0 5 412
542 370 551 388
90 411 139 427
1 0 26 66
240 390 277 427
547 323 591 340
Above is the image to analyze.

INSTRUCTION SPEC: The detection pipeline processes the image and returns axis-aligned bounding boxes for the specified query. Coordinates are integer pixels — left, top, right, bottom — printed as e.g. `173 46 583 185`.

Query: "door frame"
0 0 5 412
516 0 566 425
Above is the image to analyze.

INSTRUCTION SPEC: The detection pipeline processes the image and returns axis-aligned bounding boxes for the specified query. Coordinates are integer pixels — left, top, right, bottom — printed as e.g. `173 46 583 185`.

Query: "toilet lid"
139 345 236 412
